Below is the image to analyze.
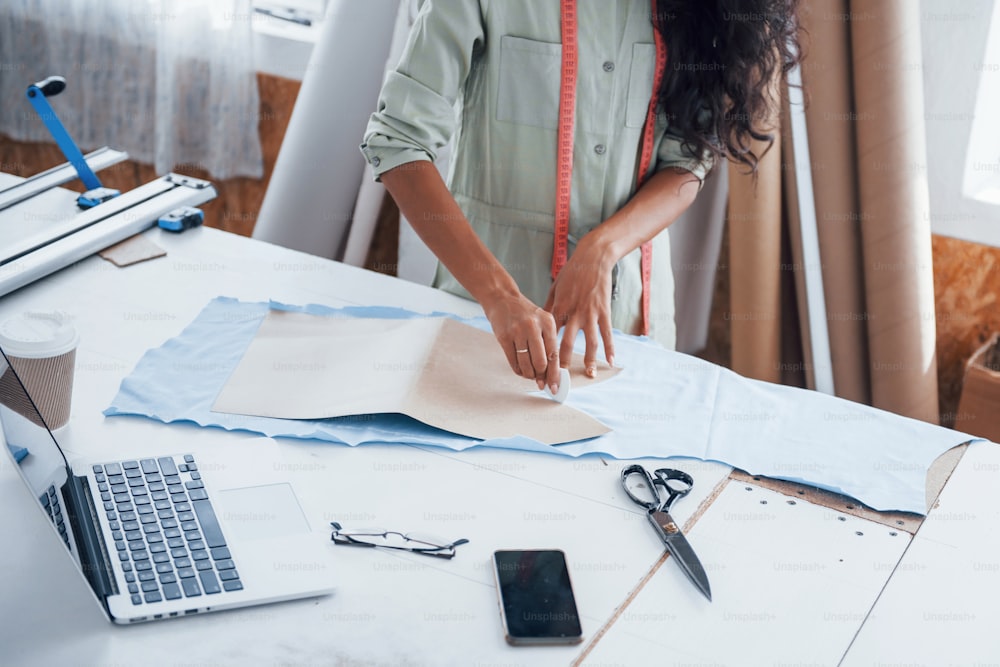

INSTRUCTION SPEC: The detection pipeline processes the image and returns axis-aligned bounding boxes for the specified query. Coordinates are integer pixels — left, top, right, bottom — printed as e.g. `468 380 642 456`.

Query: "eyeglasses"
330 522 470 559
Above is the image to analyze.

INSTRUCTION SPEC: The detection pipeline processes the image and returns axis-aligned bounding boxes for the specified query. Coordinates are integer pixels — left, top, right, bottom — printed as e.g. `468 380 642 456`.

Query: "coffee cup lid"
0 311 79 359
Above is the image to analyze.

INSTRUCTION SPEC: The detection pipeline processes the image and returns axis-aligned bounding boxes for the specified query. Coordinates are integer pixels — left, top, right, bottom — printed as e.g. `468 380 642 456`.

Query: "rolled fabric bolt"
545 367 571 403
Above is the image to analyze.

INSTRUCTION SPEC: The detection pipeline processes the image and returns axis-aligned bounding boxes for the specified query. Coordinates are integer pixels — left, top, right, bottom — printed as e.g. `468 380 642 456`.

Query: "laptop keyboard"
39 485 71 550
92 454 244 605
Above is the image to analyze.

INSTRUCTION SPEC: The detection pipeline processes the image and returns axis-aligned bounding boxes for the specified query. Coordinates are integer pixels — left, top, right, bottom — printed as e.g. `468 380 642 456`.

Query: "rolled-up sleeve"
655 130 715 185
361 0 486 181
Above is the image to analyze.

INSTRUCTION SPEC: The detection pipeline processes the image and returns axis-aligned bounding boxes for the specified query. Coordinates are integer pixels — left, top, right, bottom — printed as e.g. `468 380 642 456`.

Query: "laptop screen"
0 352 77 552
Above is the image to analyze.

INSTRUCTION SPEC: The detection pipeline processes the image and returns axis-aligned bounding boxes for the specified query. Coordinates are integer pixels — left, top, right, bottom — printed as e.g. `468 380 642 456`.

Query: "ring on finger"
515 348 529 354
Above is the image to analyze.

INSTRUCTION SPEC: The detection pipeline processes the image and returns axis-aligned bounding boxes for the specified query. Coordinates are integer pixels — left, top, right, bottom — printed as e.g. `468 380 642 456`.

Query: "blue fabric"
105 297 978 514
6 443 28 463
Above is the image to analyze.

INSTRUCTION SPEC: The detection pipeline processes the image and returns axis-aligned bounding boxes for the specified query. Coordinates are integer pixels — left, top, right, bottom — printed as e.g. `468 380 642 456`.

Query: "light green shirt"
362 0 713 349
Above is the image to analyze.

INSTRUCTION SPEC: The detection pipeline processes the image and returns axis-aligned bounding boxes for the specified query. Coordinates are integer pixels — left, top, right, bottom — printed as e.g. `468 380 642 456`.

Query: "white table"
0 224 996 666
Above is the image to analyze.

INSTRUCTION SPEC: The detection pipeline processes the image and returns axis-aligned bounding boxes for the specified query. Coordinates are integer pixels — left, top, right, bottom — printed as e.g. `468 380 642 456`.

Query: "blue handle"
25 76 103 192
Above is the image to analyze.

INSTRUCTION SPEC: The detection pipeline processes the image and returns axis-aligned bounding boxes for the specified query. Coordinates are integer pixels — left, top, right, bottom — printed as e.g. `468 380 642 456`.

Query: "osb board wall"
0 73 300 238
932 235 1000 427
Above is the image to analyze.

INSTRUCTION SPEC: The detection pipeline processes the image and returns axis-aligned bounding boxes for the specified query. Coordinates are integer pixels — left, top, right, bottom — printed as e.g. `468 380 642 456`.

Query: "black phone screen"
493 549 582 643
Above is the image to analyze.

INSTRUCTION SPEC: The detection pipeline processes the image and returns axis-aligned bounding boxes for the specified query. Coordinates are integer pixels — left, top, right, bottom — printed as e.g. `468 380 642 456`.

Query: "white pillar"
253 0 400 259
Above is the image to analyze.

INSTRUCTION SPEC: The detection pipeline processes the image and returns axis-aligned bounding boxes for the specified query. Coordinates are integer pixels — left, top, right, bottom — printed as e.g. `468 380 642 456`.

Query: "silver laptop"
0 349 335 624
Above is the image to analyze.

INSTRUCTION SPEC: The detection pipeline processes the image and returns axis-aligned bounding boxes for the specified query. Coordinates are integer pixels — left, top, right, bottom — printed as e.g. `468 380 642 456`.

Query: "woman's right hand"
380 162 562 392
482 293 562 395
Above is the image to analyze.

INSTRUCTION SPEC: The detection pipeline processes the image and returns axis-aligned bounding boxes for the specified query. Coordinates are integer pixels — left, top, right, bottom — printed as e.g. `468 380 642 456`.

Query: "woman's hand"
482 292 562 394
381 162 562 393
543 233 617 377
542 171 702 372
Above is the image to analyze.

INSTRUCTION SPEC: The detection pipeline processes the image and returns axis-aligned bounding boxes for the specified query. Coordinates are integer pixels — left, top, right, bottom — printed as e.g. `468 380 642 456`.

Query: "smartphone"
492 549 583 645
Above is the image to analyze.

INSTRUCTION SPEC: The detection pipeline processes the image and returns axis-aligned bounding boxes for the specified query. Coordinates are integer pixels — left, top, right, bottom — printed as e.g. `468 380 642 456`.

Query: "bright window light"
963 0 1000 204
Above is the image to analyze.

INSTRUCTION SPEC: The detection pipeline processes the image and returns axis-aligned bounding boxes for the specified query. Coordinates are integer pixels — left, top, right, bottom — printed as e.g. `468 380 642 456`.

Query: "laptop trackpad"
216 483 310 542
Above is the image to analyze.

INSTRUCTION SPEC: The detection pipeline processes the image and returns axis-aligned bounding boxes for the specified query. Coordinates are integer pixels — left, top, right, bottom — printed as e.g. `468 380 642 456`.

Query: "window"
249 0 325 80
962 0 1000 205
921 0 1000 248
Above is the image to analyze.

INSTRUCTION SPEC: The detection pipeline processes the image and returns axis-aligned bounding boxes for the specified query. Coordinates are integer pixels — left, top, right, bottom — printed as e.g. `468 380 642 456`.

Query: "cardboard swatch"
99 234 166 267
212 311 618 444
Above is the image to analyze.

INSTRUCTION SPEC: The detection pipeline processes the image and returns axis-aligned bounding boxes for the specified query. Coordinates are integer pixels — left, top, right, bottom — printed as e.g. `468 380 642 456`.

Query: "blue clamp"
25 75 120 209
158 206 204 233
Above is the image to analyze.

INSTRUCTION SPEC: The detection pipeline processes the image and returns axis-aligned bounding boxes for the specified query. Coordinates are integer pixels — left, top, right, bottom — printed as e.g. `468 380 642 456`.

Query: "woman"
361 0 802 394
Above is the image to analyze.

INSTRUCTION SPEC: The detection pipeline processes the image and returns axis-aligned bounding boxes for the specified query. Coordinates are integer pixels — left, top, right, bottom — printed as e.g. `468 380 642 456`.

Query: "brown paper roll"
851 0 939 423
728 137 784 384
800 0 871 405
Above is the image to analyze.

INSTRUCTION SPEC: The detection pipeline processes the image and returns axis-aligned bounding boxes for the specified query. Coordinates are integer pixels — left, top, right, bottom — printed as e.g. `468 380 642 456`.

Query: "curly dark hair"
653 0 803 174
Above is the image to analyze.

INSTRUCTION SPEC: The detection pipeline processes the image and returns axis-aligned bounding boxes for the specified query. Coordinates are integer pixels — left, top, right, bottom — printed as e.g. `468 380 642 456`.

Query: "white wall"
921 0 1000 247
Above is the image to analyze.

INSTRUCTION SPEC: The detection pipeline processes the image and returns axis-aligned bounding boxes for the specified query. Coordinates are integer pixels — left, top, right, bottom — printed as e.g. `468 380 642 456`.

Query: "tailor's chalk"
545 367 571 403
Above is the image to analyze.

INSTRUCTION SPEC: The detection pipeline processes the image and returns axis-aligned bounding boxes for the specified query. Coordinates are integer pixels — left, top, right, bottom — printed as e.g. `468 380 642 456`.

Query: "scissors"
621 464 712 601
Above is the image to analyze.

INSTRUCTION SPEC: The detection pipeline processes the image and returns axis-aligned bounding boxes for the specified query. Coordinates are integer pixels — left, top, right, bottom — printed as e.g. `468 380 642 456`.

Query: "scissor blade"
648 510 712 602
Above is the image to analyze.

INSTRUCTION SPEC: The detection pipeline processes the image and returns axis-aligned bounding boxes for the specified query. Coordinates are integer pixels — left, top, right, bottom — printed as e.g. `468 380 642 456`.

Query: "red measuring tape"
551 0 668 336
550 0 577 283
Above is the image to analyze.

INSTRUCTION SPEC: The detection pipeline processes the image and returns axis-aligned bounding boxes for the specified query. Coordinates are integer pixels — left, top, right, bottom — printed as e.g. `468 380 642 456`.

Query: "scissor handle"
621 464 661 510
652 468 693 509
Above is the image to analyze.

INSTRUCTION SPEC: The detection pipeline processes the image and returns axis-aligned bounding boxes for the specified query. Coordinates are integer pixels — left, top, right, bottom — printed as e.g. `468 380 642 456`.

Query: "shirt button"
371 156 381 167
594 144 606 155
603 61 615 72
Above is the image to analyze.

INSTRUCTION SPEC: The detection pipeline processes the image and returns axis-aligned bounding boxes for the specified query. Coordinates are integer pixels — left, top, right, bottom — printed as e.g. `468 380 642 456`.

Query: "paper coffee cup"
0 311 79 430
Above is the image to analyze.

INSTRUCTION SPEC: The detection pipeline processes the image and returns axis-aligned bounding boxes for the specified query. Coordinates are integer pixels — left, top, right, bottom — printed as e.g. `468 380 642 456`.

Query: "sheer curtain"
0 0 262 180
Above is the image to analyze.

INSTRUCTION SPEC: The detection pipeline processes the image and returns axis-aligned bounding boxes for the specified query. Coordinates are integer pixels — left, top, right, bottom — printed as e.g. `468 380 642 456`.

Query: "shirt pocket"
626 43 656 128
496 34 562 130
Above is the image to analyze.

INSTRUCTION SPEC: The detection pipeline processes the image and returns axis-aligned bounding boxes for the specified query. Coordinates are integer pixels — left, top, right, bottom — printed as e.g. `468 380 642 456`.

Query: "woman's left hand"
543 234 617 377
